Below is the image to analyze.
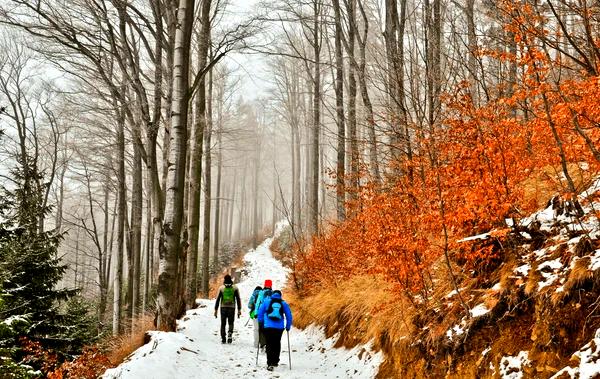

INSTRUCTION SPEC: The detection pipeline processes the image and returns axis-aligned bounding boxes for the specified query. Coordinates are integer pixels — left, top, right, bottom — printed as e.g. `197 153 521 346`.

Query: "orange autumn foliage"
295 1 600 298
48 347 112 379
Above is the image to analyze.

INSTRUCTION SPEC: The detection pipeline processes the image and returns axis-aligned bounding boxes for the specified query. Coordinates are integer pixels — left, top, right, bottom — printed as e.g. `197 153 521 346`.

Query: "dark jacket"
214 284 241 311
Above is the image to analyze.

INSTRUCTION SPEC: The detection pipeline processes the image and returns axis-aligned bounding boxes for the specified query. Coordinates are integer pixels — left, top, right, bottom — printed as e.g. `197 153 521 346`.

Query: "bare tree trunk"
237 162 247 241
55 160 67 233
333 0 345 221
143 173 152 313
346 0 359 203
157 0 195 332
304 76 312 234
353 0 380 182
100 184 110 326
113 107 126 335
74 227 80 289
252 121 260 248
130 137 143 325
201 71 213 295
293 105 301 231
228 172 236 241
213 85 223 266
308 0 321 236
104 186 117 329
186 0 212 305
207 66 216 271
221 183 229 243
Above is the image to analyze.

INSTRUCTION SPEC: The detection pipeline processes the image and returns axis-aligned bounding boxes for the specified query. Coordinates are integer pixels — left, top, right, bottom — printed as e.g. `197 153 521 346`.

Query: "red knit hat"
264 279 272 288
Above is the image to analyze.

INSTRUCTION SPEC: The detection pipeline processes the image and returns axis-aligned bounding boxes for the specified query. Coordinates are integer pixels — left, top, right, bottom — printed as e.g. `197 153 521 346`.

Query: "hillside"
283 178 600 378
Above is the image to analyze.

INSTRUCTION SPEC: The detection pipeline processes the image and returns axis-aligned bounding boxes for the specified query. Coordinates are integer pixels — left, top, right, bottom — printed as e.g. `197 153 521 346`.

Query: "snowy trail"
102 223 381 379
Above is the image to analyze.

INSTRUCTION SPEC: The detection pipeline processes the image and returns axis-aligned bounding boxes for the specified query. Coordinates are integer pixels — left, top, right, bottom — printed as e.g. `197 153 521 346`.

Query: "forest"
1 0 600 377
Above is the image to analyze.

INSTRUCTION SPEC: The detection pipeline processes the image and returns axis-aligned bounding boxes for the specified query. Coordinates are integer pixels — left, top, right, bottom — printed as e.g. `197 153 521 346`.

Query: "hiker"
257 289 293 371
214 274 242 344
255 279 273 349
248 285 262 348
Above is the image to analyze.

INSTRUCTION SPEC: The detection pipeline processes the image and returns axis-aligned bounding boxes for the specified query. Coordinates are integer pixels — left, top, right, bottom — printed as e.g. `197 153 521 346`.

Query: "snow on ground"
102 222 382 379
469 303 490 318
499 351 530 379
551 328 600 379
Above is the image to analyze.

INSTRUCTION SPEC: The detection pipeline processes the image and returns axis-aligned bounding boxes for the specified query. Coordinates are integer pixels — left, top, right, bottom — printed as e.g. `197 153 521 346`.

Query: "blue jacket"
248 289 261 310
257 292 292 331
248 289 261 318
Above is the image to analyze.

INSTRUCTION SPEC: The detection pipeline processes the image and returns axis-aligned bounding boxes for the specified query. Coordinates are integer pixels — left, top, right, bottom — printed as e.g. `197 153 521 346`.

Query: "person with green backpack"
214 274 242 344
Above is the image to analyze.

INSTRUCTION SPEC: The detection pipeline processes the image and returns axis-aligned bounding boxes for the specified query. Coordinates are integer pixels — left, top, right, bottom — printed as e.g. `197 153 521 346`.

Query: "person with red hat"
254 279 273 349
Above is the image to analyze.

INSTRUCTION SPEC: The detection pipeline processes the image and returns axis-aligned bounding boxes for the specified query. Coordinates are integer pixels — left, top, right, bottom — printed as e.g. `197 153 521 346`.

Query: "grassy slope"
278 178 600 378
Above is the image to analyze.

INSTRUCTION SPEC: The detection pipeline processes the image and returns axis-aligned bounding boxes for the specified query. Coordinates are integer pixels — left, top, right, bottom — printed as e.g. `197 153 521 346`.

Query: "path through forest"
102 223 381 378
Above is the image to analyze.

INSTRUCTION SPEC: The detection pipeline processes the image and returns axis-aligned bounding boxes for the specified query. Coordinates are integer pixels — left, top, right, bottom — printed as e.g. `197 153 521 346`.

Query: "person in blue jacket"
257 289 293 371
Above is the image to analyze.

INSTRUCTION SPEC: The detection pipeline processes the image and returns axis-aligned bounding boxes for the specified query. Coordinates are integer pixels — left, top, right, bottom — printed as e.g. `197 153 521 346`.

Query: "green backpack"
222 285 235 306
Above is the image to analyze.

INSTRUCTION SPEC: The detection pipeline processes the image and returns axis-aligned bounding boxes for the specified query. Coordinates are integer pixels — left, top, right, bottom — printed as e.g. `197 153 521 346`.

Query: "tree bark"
346 0 359 204
157 0 195 332
253 116 260 248
332 0 346 221
201 70 213 296
213 78 223 266
113 107 126 335
130 136 143 326
308 0 321 236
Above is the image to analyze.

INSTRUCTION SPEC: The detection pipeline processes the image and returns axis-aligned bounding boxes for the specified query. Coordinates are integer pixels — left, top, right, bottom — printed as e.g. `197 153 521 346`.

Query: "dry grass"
564 257 592 292
525 262 541 296
519 163 595 209
104 313 156 366
285 276 414 352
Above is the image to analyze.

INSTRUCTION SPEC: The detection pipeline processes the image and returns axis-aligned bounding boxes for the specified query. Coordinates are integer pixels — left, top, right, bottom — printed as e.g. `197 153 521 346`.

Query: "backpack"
266 298 284 321
222 285 235 306
263 288 273 300
249 289 260 312
256 288 272 311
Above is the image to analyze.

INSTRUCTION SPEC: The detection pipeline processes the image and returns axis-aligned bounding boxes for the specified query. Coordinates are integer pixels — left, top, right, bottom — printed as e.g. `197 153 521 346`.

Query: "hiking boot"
227 337 232 344
221 338 226 344
267 366 274 371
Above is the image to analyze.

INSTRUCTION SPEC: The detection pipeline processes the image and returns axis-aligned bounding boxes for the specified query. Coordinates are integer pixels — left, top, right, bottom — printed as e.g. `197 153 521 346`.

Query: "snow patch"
2 315 28 326
470 304 490 318
514 264 530 277
537 258 564 290
552 328 600 379
500 351 530 379
520 232 532 239
590 250 600 271
458 233 490 242
446 323 465 341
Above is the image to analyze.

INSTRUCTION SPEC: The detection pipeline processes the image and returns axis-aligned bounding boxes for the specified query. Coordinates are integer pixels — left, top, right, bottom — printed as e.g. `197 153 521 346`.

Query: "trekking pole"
287 330 291 370
244 317 251 327
256 339 260 366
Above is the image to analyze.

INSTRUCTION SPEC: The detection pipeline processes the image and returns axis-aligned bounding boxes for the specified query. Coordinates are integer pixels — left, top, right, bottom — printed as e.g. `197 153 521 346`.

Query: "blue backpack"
257 288 272 310
267 298 284 321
